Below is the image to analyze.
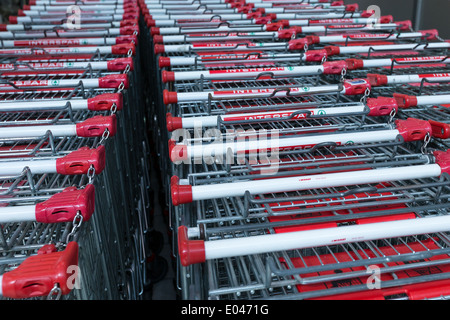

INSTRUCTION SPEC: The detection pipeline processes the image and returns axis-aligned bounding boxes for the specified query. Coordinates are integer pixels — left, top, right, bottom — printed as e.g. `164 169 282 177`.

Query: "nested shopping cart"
141 0 450 300
0 0 164 300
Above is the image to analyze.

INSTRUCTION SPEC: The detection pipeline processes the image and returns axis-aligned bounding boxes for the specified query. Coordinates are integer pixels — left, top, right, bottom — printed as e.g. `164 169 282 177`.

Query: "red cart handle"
366 97 398 116
1 242 79 299
393 93 418 108
56 146 106 176
35 184 95 224
178 226 206 267
76 115 117 138
429 120 450 140
87 93 123 112
394 118 432 142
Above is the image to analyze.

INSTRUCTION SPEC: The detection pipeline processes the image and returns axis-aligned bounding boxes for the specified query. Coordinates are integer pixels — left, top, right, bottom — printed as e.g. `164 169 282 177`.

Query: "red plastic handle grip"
171 176 193 206
111 43 136 56
87 93 123 112
429 120 450 140
434 149 450 175
75 115 117 138
393 93 418 108
56 146 106 176
35 184 95 224
1 242 79 299
98 74 129 89
106 57 134 72
395 118 432 142
178 226 205 267
366 97 398 116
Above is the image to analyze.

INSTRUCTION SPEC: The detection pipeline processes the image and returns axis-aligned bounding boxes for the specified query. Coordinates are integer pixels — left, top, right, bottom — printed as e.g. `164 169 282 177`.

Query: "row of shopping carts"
140 0 450 300
0 0 166 300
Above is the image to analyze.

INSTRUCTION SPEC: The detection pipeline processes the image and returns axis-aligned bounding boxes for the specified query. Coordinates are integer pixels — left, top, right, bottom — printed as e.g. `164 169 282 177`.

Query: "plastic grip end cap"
324 46 340 56
345 58 364 70
331 1 344 6
159 56 171 68
434 149 450 175
367 74 388 87
345 4 358 12
76 115 117 138
153 35 163 43
115 35 138 45
395 20 412 31
305 49 328 62
56 146 106 176
98 74 129 89
361 10 375 18
166 113 183 131
1 242 79 299
178 226 206 267
162 70 175 83
420 29 439 40
395 118 432 142
9 16 18 24
147 19 156 27
18 9 25 16
107 57 134 72
171 176 193 206
163 89 178 105
393 93 418 108
322 60 347 74
169 140 188 162
111 43 135 55
150 27 160 35
88 93 123 111
429 120 450 140
380 15 394 23
120 25 139 35
154 44 165 54
366 97 398 116
35 184 95 224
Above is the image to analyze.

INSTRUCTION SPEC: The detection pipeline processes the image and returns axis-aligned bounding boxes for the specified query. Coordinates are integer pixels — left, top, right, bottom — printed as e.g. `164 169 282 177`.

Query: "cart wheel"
144 255 169 291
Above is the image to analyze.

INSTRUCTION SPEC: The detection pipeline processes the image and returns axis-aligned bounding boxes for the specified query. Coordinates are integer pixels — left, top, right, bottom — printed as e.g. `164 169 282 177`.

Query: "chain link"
421 132 431 154
66 211 84 244
46 283 62 300
117 82 125 93
388 107 397 124
97 128 110 148
360 87 371 103
110 103 117 115
87 164 96 184
340 67 347 82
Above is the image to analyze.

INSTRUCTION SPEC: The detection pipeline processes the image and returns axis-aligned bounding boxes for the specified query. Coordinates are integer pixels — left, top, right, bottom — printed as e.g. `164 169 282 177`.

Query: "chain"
97 128 110 148
360 87 371 103
124 64 131 74
110 102 117 115
421 132 431 154
46 283 62 300
66 211 84 244
388 107 397 124
117 82 125 93
87 164 96 184
340 67 347 82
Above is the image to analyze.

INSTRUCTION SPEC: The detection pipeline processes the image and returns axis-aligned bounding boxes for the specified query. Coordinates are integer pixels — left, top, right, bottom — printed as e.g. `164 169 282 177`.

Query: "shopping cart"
140 0 450 301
